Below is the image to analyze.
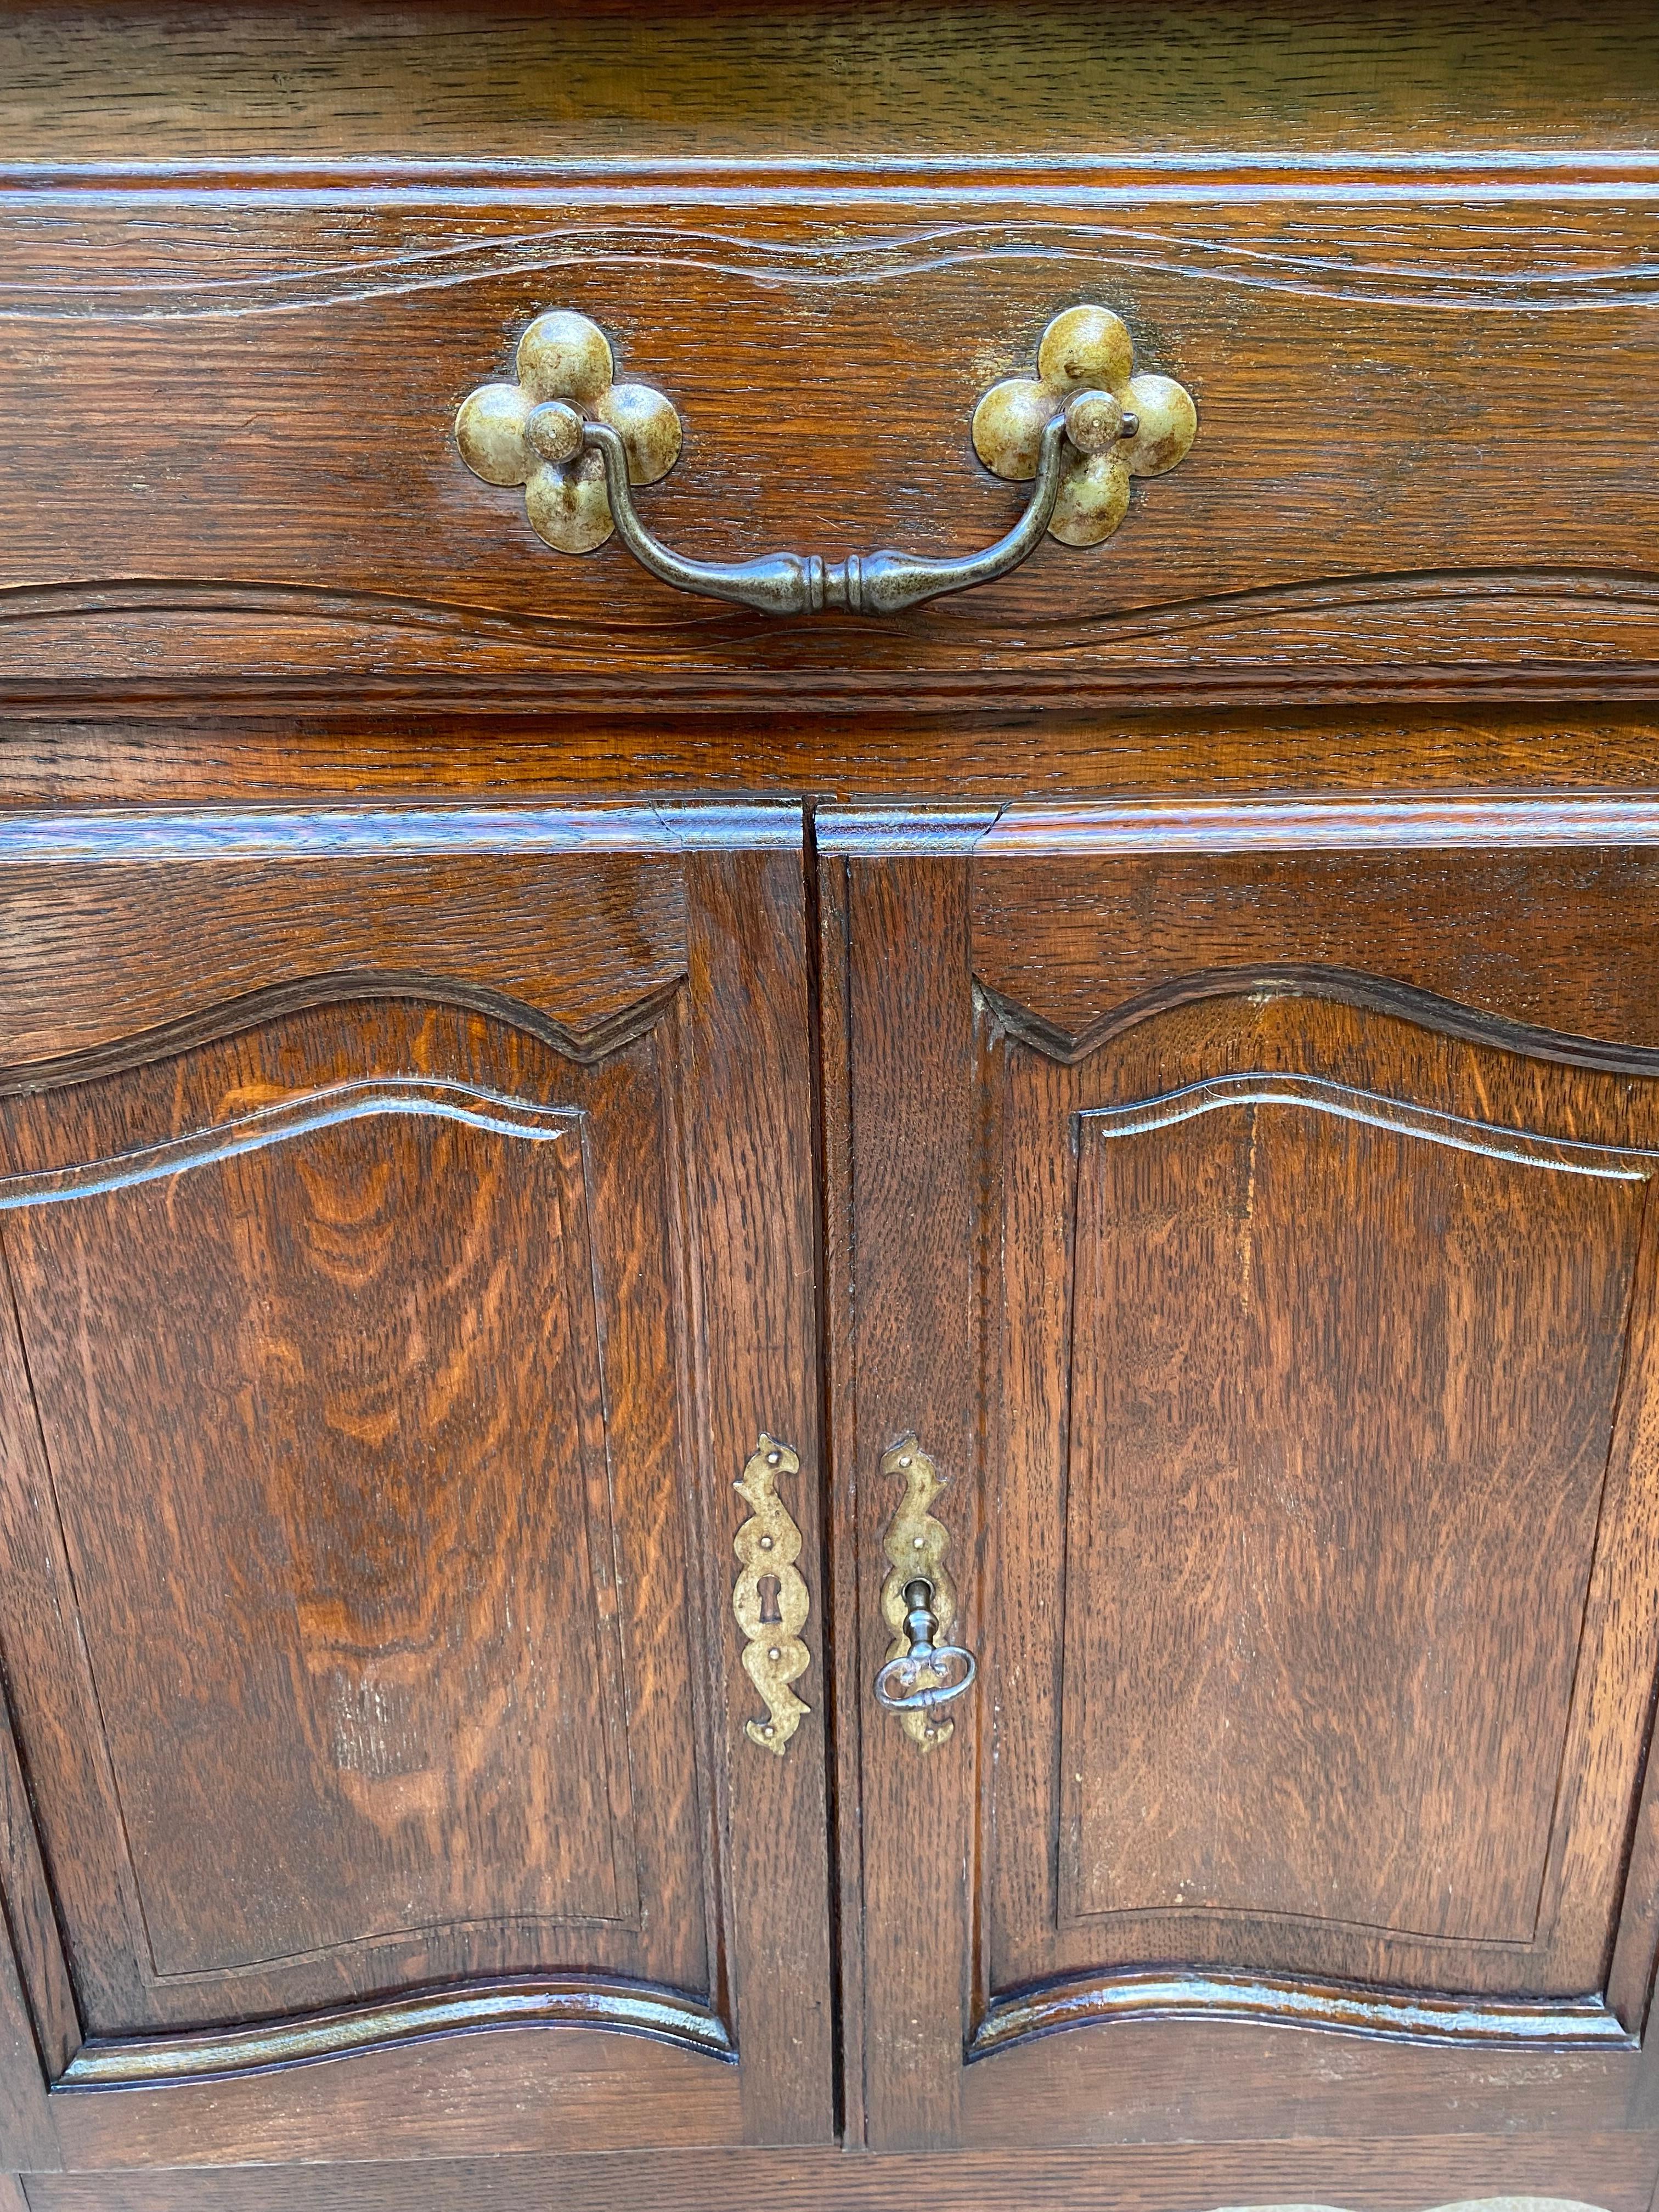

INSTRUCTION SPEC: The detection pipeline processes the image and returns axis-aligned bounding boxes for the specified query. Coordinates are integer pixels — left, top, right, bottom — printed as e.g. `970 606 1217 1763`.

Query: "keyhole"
758 1573 782 1625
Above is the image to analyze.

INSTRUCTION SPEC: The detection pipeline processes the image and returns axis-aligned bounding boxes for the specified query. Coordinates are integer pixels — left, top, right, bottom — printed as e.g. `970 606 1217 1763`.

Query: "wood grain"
2 1 1657 162
974 1002 1659 2130
16 2137 1659 2211
46 2021 744 2169
2 171 1658 708
0 814 835 2164
972 839 1659 1063
8 709 1659 808
1063 1078 1640 1953
0 1003 712 2032
822 810 1659 2148
833 851 981 2149
0 811 687 1070
678 846 836 2145
8 0 1659 2191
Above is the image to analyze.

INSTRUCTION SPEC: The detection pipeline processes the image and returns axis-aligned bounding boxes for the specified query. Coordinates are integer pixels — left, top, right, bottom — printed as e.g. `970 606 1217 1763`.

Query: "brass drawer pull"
454 306 1195 618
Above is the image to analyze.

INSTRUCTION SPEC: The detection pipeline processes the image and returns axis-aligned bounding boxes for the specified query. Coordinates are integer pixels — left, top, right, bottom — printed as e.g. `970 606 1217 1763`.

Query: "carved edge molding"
1080 1071 1654 1180
974 969 1659 1083
8 214 1659 318
0 1076 584 1210
0 799 800 857
0 973 685 1099
878 1436 961 1752
969 1966 1634 2061
732 1436 811 1755
7 566 1659 654
59 1974 735 2089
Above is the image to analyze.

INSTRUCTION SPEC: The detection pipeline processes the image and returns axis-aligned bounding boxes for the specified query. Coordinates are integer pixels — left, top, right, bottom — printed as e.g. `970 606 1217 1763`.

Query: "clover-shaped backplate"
971 305 1197 546
454 311 681 553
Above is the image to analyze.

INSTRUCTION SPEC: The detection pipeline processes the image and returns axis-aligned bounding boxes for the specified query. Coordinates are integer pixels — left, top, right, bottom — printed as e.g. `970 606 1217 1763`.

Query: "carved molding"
5 209 1659 319
6 571 1659 714
0 1075 583 1209
6 566 1659 653
0 973 684 1097
969 1967 1633 2061
1080 1071 1652 1180
0 799 799 860
975 968 1659 1080
977 793 1659 853
60 1974 734 2089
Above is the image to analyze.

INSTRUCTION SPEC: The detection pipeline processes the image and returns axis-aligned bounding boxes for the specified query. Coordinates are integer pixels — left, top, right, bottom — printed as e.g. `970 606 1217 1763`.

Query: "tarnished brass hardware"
972 303 1198 547
454 309 682 555
876 1436 975 1750
454 303 1194 613
731 1435 811 1756
874 1577 978 1719
583 413 1076 616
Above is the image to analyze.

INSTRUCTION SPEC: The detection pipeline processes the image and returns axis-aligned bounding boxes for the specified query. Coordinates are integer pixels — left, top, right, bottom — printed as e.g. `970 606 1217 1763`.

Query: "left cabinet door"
0 800 833 2173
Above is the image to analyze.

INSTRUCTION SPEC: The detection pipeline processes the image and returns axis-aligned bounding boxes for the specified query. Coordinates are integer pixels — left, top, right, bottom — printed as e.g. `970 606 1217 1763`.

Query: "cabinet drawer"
2 171 1657 710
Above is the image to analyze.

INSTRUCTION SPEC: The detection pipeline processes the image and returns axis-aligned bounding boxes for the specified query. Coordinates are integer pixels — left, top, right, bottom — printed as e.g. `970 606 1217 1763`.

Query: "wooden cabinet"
5 6 1659 2210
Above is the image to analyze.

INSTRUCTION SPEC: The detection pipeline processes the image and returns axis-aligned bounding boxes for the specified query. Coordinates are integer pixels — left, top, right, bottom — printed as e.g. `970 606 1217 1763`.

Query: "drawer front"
2 171 1657 709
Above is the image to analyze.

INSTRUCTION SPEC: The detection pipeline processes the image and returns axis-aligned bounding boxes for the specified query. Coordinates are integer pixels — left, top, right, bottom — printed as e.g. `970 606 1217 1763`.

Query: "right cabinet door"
823 799 1659 2177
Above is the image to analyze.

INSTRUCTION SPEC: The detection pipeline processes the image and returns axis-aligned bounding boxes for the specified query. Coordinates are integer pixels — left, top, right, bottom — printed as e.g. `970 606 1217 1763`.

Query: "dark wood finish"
7 2 1658 163
832 840 985 2149
677 843 836 2146
1 1 1658 720
1 172 1656 713
0 803 832 2167
44 2026 744 2170
821 802 1659 2151
8 2 1659 2200
0 805 686 1070
15 2136 1659 2212
972 798 1659 1060
9 708 1659 805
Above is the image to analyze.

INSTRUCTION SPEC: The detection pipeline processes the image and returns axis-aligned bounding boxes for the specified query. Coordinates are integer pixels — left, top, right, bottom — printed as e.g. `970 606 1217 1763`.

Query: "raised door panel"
0 804 833 2169
981 1006 1659 2037
821 800 1659 2155
1063 1084 1635 1956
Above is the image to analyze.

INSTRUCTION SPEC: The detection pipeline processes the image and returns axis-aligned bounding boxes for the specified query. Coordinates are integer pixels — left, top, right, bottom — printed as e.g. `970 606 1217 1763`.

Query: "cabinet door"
822 799 1659 2182
0 802 832 2173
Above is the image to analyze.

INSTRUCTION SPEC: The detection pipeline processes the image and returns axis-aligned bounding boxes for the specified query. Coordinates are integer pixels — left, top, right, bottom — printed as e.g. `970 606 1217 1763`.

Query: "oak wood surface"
14 2136 1659 2212
7 0 1659 2194
0 806 833 2168
835 854 980 2151
971 840 1659 1058
4 1 1657 164
820 807 1659 2151
45 2024 745 2170
677 845 836 2145
2 159 1658 709
0 60 1654 716
0 1011 699 2028
9 712 1659 806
